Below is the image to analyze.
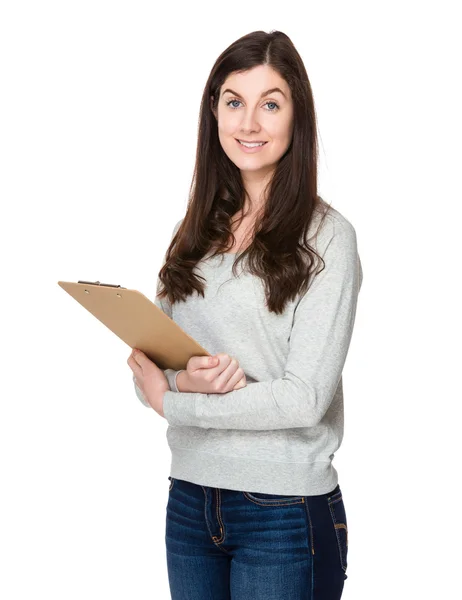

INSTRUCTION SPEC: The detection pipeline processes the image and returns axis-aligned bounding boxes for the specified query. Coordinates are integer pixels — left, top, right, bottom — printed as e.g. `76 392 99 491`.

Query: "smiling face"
212 65 294 178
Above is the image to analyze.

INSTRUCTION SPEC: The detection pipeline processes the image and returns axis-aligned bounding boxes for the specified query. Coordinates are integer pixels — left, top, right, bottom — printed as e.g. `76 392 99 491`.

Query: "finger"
132 348 153 372
189 355 219 371
215 356 239 386
233 374 246 389
208 353 234 377
226 367 245 390
132 348 143 364
127 355 143 380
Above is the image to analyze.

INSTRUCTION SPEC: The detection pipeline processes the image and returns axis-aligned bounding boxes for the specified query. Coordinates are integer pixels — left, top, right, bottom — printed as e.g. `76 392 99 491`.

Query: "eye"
226 99 280 112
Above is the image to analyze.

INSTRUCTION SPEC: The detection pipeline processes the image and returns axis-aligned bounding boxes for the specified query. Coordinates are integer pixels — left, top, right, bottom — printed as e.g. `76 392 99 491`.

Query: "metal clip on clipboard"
77 280 127 289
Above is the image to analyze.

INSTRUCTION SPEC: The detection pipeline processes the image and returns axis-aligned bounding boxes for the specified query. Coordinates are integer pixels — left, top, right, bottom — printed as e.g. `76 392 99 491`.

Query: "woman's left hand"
127 349 169 418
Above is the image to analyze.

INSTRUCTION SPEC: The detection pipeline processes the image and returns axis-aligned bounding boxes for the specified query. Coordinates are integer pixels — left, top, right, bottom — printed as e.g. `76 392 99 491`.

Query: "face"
212 65 294 178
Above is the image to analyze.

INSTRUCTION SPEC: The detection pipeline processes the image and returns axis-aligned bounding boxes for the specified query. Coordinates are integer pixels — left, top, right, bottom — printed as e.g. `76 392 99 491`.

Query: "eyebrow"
221 87 287 100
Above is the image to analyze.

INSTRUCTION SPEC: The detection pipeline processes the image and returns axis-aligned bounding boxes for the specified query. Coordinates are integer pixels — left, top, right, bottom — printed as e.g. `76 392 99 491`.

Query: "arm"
133 218 184 407
133 369 183 407
162 222 363 429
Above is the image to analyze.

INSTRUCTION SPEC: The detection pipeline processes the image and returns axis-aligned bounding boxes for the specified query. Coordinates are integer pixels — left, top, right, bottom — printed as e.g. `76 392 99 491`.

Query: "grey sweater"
134 206 363 495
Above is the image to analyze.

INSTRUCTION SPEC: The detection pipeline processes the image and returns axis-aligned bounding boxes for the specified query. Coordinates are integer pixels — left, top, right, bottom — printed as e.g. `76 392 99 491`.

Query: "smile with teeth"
237 140 268 147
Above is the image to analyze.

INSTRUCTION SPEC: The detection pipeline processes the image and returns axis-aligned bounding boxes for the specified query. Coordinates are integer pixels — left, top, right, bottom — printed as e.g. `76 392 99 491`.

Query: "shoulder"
308 203 358 254
172 218 184 236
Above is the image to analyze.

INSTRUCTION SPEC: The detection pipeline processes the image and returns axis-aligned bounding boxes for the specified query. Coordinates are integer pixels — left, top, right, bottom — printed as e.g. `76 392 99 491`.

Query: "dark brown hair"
158 29 332 315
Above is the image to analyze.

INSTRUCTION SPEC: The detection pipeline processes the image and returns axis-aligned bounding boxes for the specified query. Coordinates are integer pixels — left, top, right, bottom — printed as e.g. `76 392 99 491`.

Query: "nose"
239 106 261 134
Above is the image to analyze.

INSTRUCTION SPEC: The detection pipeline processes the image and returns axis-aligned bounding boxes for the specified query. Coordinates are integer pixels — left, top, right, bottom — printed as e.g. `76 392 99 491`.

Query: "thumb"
132 348 148 369
188 355 218 371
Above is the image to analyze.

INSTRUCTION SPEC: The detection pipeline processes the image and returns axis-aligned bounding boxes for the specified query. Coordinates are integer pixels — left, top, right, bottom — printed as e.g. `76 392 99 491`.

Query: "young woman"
128 29 363 600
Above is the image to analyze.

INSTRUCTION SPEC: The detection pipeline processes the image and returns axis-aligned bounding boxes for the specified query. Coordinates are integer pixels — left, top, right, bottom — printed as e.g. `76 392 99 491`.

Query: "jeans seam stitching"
242 491 305 506
328 497 347 572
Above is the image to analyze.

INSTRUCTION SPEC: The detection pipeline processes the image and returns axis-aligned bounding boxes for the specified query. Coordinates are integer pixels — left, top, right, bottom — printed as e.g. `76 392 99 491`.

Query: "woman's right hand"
178 353 247 393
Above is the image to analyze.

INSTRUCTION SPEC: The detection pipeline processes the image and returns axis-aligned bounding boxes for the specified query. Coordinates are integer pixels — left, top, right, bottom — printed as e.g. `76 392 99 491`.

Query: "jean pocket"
242 491 305 506
327 489 348 574
168 476 175 491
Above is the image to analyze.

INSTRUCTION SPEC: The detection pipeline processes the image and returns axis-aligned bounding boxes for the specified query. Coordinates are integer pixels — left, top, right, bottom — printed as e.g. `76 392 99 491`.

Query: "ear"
210 95 217 120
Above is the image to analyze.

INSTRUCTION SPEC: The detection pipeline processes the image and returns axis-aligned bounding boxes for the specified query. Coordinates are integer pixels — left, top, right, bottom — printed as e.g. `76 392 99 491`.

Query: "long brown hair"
158 29 332 315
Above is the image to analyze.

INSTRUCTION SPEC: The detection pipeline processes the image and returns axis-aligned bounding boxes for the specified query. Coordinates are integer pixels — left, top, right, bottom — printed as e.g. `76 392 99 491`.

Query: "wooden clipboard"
57 279 211 370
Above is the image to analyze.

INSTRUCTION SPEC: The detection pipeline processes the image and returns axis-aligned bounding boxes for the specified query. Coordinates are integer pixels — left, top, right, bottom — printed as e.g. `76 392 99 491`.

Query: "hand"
127 349 168 417
178 353 247 393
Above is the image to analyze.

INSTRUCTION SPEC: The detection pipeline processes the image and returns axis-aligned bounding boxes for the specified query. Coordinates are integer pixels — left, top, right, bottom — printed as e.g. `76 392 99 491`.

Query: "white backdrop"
1 1 460 598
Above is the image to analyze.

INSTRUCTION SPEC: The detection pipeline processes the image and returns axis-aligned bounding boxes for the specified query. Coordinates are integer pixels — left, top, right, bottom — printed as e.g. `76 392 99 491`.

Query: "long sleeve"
133 218 184 407
162 222 363 429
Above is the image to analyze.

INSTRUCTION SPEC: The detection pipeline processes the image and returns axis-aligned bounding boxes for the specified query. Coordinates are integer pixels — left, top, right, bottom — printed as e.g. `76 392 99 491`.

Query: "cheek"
218 116 240 137
268 118 293 143
217 128 234 153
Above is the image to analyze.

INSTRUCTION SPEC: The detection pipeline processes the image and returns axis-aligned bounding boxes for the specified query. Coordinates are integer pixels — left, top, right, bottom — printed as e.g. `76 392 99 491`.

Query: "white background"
1 1 460 598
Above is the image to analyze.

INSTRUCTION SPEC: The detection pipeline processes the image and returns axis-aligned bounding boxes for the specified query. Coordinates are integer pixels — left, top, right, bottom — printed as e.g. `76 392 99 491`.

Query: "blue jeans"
165 476 348 599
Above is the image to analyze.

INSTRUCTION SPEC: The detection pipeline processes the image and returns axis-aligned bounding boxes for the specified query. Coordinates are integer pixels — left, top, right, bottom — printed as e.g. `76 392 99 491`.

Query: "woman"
128 29 362 600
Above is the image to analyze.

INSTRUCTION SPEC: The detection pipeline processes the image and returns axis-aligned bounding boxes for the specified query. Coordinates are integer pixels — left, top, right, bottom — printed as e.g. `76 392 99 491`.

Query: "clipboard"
57 279 211 370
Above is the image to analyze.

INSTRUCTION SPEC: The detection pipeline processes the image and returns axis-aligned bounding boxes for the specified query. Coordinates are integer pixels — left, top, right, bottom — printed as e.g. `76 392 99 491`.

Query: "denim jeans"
165 476 348 599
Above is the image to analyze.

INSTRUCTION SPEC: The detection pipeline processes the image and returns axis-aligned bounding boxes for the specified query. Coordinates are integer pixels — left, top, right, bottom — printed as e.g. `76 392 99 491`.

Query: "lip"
237 139 267 143
235 139 268 153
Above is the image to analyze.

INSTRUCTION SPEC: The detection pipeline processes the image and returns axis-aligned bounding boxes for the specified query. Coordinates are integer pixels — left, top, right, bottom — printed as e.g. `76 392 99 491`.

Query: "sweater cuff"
163 390 198 426
174 369 185 392
164 369 183 392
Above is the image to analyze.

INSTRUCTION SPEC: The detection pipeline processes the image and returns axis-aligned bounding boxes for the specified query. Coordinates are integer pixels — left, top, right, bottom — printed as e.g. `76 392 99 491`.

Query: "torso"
226 210 260 253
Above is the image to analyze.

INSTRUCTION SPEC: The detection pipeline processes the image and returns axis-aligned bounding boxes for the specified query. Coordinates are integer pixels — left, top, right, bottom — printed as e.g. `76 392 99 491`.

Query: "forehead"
221 65 290 98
